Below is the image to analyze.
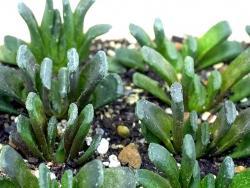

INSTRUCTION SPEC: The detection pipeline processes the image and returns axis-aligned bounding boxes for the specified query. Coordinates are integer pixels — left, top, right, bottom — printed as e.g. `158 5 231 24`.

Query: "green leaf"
201 174 215 188
133 72 170 104
26 92 50 159
76 160 104 188
184 111 198 139
170 82 184 152
210 101 236 149
69 104 94 159
141 46 178 84
189 161 200 188
231 134 250 158
220 48 250 95
102 167 136 188
180 134 196 188
74 0 95 46
75 129 103 165
0 45 16 64
197 41 243 70
77 51 108 107
246 25 250 36
0 145 39 188
154 18 165 48
4 35 26 52
181 35 197 58
195 122 210 158
58 67 70 99
215 156 234 188
18 2 44 59
40 58 53 90
47 116 58 154
90 73 124 109
135 99 174 153
61 170 74 188
216 108 250 155
108 57 126 73
148 143 180 188
79 24 111 60
197 21 231 61
115 48 145 71
230 75 250 102
0 98 19 114
40 0 54 55
205 70 222 109
135 169 172 188
16 115 43 159
129 23 154 47
0 177 19 188
230 169 250 188
39 163 51 188
62 0 75 49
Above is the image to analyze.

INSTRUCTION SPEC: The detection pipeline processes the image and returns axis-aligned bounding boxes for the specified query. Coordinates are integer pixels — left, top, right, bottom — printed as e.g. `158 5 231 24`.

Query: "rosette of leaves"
0 145 138 188
0 0 111 69
114 19 243 72
0 45 123 116
136 82 250 157
12 92 103 165
135 135 235 188
131 47 250 112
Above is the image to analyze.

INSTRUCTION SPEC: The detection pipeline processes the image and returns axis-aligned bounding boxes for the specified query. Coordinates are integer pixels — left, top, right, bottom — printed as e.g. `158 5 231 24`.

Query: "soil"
0 38 250 180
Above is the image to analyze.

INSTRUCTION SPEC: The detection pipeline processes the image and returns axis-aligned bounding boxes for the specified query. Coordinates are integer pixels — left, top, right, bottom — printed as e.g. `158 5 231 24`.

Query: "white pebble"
50 172 56 180
102 161 110 166
97 138 109 155
85 137 93 146
108 154 121 168
165 108 172 114
201 112 211 121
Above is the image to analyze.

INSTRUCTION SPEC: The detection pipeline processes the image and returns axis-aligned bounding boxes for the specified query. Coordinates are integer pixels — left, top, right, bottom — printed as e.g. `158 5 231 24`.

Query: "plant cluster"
136 82 250 157
0 0 110 68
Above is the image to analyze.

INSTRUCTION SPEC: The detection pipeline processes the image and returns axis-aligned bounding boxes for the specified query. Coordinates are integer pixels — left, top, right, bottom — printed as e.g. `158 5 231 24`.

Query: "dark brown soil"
0 39 250 180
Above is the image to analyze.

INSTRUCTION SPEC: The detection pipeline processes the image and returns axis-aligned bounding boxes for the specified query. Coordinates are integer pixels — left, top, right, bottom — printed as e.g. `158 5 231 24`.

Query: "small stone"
107 49 115 57
177 73 182 80
117 125 130 138
111 144 124 149
118 143 142 169
165 108 172 114
10 116 16 121
32 169 39 178
235 166 246 173
126 93 139 105
97 138 109 155
175 42 182 50
213 63 224 70
0 144 3 151
103 161 110 167
108 154 121 168
241 98 248 103
201 112 211 121
47 162 53 167
50 172 56 180
104 111 112 118
208 115 217 124
85 137 92 146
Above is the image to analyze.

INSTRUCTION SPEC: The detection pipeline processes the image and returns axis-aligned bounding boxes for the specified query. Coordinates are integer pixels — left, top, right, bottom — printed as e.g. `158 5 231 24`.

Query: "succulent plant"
0 145 138 188
115 19 243 72
136 82 250 157
11 92 103 165
0 46 123 116
0 0 111 69
132 47 250 112
135 135 235 188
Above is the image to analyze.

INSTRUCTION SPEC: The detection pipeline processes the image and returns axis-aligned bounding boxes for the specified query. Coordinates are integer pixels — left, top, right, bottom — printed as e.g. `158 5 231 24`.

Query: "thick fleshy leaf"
195 122 210 158
170 82 184 152
141 46 178 84
231 134 250 158
0 177 19 188
189 161 200 188
18 2 44 59
69 104 94 159
215 156 234 188
154 18 165 48
216 108 250 155
184 111 198 139
220 48 250 95
4 35 26 53
90 73 124 109
135 169 172 188
16 115 43 159
102 167 136 188
133 72 170 104
148 143 180 187
197 41 243 70
201 174 215 188
39 163 51 188
75 129 103 165
230 169 250 188
77 51 108 107
74 0 95 46
0 97 19 114
115 48 145 71
40 58 53 90
180 134 196 188
135 99 174 152
76 160 104 188
129 23 154 48
210 101 236 149
246 25 250 36
230 75 250 102
58 67 70 99
197 21 231 61
47 116 58 154
0 146 39 188
79 24 111 60
26 92 50 159
61 170 74 188
62 0 75 49
0 45 16 64
181 36 197 58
